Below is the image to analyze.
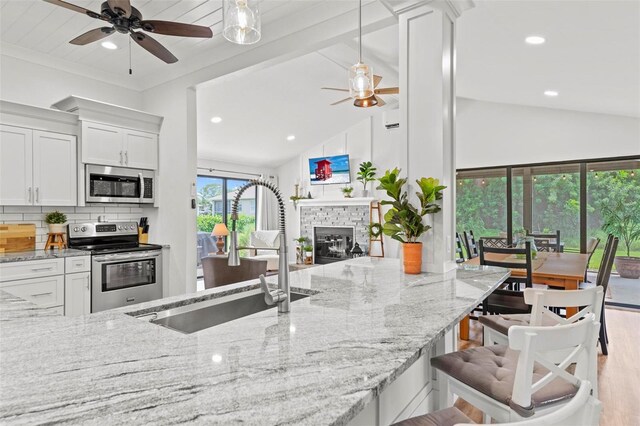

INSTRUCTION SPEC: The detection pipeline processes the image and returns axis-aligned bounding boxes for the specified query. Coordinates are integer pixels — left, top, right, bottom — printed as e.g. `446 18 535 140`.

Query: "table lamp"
212 223 230 255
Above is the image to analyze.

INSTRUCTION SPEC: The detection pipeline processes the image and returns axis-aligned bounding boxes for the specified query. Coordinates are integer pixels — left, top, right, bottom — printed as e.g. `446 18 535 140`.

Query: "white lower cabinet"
1 256 92 316
64 272 91 316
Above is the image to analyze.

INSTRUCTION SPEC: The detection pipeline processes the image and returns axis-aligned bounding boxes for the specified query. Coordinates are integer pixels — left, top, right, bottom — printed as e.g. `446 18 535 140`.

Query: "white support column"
399 4 458 273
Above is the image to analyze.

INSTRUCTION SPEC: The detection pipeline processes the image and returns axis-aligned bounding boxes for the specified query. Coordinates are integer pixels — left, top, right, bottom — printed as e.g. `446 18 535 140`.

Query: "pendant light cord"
129 36 132 75
358 0 362 63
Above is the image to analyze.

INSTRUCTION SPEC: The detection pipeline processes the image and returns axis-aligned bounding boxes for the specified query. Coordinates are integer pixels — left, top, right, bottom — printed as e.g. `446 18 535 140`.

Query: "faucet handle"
259 274 287 306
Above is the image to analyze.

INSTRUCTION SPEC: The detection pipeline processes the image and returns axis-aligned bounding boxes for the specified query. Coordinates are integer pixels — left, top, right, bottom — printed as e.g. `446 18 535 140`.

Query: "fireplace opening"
313 226 355 264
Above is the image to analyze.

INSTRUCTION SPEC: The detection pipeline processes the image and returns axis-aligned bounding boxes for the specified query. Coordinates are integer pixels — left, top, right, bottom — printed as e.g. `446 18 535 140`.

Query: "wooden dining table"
459 251 590 340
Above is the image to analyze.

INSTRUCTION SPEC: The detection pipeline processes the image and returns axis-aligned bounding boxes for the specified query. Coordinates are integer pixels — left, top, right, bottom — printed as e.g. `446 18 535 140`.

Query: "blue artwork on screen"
308 154 351 185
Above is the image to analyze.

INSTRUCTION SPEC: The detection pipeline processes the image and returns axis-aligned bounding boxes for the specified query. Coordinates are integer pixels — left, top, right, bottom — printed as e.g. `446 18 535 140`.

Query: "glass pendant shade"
223 0 261 45
349 62 374 99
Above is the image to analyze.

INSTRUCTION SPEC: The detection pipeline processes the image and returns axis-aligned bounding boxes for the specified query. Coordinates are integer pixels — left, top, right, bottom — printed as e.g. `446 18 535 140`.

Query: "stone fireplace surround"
299 203 370 256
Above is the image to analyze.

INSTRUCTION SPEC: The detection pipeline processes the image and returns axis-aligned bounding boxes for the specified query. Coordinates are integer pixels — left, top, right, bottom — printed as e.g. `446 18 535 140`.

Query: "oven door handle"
93 252 161 262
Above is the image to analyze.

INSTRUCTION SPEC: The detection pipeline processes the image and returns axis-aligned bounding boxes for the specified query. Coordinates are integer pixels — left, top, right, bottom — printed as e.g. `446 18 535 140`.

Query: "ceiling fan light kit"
354 96 378 108
223 0 261 45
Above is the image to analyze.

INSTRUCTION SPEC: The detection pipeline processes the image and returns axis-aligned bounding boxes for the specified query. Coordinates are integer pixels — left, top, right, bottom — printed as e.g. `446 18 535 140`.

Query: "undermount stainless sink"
140 289 310 334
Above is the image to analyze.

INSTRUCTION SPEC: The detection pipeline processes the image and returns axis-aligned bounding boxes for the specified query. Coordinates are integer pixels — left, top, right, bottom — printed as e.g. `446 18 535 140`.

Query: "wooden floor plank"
455 307 640 425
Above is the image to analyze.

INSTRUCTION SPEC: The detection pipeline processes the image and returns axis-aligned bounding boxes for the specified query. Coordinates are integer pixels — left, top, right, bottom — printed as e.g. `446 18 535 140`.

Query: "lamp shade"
349 62 374 100
223 0 261 45
212 223 230 237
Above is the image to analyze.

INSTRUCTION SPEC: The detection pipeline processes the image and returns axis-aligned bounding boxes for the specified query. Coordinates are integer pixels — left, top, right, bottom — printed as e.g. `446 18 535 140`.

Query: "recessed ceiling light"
101 41 118 50
210 116 222 124
286 135 296 141
544 90 559 97
525 35 546 45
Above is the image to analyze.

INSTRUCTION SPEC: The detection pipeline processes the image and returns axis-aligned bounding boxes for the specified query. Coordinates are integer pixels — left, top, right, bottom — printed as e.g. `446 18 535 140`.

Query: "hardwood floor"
454 307 640 425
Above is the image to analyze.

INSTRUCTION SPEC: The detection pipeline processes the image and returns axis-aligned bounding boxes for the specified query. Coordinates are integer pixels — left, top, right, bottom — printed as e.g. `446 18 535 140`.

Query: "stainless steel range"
68 221 163 313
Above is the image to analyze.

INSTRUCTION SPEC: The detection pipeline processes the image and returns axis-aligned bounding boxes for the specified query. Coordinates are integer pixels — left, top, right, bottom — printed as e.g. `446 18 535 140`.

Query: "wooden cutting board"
0 224 36 254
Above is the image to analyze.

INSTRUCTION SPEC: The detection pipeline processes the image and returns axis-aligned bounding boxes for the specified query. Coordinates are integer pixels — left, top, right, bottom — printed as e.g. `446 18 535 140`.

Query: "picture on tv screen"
308 154 351 185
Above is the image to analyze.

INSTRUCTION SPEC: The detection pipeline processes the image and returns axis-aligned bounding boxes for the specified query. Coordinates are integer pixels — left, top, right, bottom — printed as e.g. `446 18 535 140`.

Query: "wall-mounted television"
308 154 351 185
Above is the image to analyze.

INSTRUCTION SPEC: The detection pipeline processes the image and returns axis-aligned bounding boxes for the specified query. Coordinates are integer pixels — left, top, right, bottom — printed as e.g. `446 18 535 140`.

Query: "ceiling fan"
42 0 213 64
322 75 399 108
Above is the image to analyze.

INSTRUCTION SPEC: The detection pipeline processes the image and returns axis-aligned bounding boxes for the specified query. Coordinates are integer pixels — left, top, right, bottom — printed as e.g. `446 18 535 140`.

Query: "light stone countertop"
0 249 91 264
0 257 509 425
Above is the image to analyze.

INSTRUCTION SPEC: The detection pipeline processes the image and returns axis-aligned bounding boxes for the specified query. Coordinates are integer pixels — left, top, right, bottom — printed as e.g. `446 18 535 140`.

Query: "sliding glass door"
456 169 508 239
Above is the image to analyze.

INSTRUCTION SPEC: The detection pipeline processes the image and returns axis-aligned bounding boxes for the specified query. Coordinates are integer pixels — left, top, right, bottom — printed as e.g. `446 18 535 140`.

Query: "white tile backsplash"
0 205 152 250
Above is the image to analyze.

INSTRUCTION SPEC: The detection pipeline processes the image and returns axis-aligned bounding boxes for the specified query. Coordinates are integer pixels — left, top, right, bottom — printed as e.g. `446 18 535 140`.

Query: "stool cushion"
431 345 578 417
391 407 474 426
478 314 557 336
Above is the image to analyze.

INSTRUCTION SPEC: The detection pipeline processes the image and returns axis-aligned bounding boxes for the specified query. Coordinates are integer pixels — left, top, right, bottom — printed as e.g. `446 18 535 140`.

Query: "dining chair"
583 237 601 282
479 241 532 309
580 234 618 355
392 380 600 426
430 314 599 423
202 256 267 288
526 230 561 252
463 230 479 259
455 232 467 263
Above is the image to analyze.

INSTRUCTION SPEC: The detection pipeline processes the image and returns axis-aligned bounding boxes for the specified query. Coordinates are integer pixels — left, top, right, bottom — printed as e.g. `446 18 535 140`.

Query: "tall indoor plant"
377 168 446 274
601 201 640 279
357 161 377 197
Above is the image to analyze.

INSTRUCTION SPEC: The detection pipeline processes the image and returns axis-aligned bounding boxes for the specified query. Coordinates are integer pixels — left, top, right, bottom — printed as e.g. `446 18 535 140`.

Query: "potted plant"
341 186 354 198
294 237 307 264
377 168 446 274
44 210 67 234
303 245 314 264
601 201 640 279
357 161 377 197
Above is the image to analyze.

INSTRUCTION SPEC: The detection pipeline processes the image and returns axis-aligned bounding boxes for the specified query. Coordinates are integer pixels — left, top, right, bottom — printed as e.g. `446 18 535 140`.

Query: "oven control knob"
118 226 122 230
130 225 135 230
80 227 87 232
73 227 79 232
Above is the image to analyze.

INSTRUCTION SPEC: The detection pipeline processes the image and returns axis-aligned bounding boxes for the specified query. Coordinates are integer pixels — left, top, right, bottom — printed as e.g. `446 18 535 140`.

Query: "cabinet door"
124 129 158 170
82 121 124 167
0 125 33 205
64 272 91 316
33 131 77 206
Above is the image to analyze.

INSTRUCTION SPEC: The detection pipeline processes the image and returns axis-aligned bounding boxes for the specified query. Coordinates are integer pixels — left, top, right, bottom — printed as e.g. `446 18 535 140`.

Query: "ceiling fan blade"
331 97 352 106
108 0 132 18
42 0 105 20
69 27 115 46
375 87 399 95
374 95 386 107
140 20 213 38
130 32 178 64
321 87 350 92
373 75 383 88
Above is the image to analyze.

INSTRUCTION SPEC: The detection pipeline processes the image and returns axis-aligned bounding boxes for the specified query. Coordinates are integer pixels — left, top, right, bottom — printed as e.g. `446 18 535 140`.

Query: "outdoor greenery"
378 168 446 243
197 182 222 215
197 213 256 253
456 168 640 269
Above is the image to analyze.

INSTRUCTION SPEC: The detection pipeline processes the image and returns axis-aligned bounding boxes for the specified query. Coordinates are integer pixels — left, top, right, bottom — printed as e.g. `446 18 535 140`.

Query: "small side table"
45 233 66 250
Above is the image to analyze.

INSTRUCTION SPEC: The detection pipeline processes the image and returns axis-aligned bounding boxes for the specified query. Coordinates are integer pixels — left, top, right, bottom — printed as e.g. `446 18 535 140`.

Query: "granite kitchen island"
0 257 508 425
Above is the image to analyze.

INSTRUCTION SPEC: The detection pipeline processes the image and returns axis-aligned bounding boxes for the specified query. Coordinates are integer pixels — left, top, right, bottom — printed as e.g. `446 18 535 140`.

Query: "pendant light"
223 0 261 45
349 0 374 100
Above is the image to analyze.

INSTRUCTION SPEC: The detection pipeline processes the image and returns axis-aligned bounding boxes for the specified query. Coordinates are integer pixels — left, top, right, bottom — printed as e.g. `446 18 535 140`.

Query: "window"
456 169 508 238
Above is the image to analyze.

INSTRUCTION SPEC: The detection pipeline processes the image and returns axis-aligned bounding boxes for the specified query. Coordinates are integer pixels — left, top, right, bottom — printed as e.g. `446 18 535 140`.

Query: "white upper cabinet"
124 129 158 170
0 125 76 206
81 121 124 167
33 130 77 206
0 125 33 205
81 121 158 170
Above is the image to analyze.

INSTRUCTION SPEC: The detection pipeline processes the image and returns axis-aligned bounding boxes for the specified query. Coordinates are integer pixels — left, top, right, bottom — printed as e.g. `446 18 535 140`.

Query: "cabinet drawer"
2 275 64 308
0 258 64 283
65 256 91 273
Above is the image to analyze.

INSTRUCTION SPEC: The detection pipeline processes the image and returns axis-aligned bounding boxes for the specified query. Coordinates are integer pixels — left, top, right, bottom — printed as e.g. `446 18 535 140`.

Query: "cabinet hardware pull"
31 292 53 297
35 187 39 203
28 187 32 203
125 151 128 165
120 151 124 164
31 267 53 272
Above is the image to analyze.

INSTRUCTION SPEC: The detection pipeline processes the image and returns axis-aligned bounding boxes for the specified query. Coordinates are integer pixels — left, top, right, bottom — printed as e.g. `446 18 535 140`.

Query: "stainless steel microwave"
86 165 155 204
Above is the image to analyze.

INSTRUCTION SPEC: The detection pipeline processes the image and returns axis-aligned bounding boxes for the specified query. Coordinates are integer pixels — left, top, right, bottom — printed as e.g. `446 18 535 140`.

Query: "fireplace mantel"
292 197 375 207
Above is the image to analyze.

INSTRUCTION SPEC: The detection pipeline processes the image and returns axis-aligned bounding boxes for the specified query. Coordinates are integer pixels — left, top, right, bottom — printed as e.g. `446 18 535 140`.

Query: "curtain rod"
197 167 264 178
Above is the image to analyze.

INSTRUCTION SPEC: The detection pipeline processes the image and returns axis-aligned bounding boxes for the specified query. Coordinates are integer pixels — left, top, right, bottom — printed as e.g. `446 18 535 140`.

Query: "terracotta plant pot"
614 256 640 279
402 242 423 274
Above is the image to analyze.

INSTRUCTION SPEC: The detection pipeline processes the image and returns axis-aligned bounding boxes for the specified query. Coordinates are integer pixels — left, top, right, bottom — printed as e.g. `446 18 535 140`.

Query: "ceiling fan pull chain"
129 36 132 75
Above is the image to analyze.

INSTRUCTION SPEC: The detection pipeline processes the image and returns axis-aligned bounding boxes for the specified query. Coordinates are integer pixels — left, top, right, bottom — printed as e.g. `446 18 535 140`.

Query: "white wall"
457 98 640 169
0 55 142 110
277 111 404 262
